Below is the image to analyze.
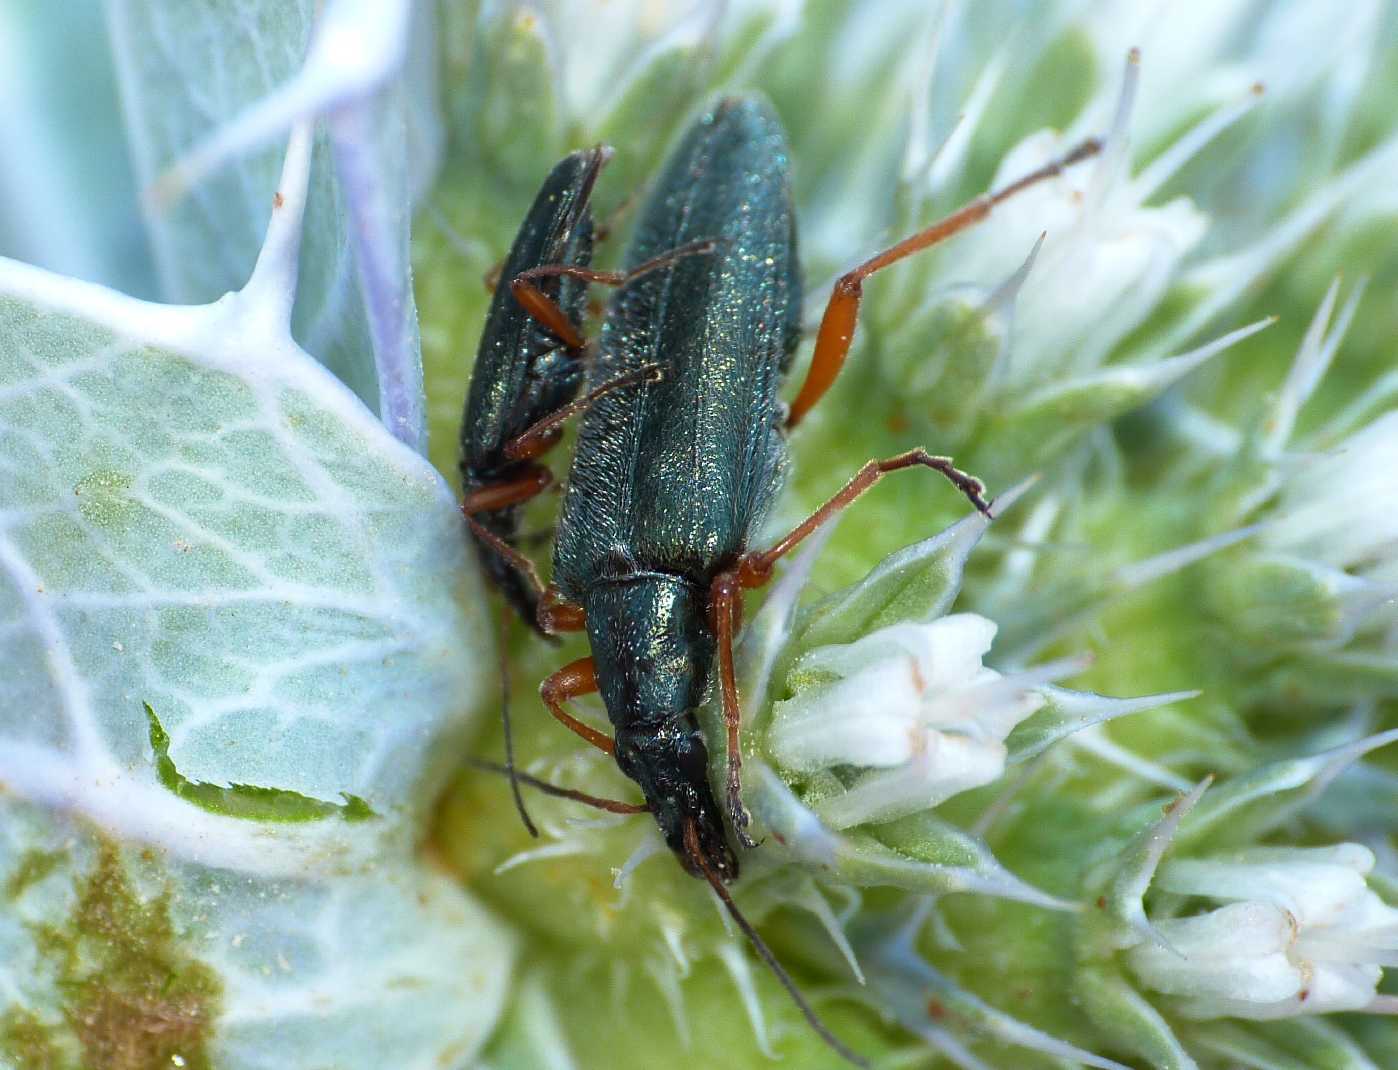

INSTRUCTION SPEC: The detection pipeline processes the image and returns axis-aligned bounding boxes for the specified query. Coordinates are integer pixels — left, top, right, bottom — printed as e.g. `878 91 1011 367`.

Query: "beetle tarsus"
729 776 757 849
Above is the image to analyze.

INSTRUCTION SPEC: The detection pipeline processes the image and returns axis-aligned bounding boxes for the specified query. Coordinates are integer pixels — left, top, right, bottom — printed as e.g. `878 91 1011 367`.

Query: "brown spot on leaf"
29 840 222 1070
0 1008 63 1069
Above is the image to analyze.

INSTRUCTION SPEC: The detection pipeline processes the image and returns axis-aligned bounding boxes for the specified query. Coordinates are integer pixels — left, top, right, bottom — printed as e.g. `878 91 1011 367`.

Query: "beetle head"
614 717 738 882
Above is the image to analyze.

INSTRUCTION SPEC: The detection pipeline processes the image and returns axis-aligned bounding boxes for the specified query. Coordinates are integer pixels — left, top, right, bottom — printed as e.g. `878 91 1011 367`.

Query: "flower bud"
769 614 1070 828
1127 845 1398 1019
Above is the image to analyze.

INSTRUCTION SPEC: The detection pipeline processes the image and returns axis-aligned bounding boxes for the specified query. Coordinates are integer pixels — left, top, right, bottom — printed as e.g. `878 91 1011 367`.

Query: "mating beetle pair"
461 95 1099 1065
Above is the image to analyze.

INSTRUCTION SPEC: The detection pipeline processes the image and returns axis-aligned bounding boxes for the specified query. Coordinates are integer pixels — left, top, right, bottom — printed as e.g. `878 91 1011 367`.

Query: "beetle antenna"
683 819 869 1069
466 756 650 815
495 604 538 837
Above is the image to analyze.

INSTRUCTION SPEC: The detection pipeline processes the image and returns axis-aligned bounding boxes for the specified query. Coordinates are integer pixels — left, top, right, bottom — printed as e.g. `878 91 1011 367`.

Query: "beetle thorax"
584 571 713 732
584 572 736 880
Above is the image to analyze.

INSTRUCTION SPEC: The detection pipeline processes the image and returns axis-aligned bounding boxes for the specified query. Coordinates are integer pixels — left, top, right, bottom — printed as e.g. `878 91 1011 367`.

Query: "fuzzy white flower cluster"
948 52 1214 390
1199 281 1398 660
1127 844 1398 1019
768 614 1072 828
1259 411 1398 638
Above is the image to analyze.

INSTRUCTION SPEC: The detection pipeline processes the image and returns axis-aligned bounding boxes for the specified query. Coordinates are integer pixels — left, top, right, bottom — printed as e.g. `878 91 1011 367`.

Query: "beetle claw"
729 791 758 849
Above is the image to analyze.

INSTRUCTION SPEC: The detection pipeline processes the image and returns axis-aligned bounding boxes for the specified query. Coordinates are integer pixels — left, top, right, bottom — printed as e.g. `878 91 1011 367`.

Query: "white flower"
1126 844 1398 1019
884 47 1275 453
1258 411 1398 635
767 614 1072 829
1216 281 1398 643
947 52 1231 391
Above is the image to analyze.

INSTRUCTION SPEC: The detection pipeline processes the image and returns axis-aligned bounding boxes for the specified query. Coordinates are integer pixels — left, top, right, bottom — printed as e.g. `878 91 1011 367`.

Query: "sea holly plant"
2 2 1397 1069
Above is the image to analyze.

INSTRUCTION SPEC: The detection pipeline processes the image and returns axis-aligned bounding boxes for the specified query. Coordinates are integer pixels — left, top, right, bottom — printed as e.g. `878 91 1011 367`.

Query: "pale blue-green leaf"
106 1 313 303
0 798 515 1070
0 254 488 876
0 0 155 295
107 0 433 443
328 84 426 451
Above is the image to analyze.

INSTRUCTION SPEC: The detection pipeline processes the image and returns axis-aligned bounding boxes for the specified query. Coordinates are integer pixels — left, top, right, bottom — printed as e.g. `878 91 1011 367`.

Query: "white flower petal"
815 735 1007 829
1127 902 1301 1003
1156 847 1375 928
769 662 925 772
795 614 997 689
1137 844 1398 1018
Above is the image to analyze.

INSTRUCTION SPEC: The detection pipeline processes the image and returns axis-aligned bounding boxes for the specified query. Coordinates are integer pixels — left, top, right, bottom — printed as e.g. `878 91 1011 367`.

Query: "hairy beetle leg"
462 467 556 607
786 135 1103 428
463 515 550 608
503 363 665 463
510 236 722 352
462 465 553 514
709 571 757 847
540 656 615 756
759 452 992 567
710 448 991 843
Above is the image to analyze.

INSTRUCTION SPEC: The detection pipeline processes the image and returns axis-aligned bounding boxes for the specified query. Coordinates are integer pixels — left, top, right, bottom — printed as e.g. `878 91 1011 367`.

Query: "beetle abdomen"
554 96 801 595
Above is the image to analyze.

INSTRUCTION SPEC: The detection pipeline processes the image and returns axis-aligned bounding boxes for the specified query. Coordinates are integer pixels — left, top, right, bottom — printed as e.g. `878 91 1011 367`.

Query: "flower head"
769 614 1067 828
1258 411 1398 638
1127 844 1398 1019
